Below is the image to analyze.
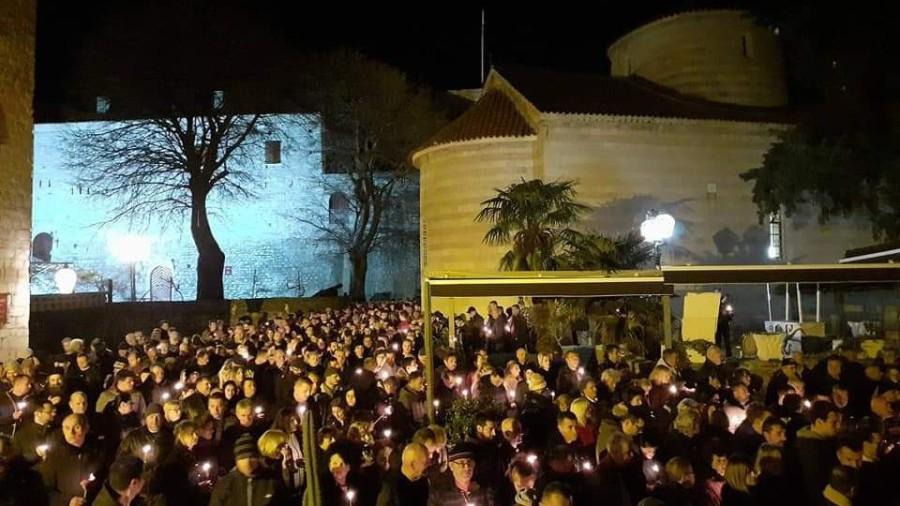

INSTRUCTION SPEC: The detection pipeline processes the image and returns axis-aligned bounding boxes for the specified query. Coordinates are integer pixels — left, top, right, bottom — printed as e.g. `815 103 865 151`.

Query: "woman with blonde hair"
721 454 754 506
258 429 303 494
568 397 596 447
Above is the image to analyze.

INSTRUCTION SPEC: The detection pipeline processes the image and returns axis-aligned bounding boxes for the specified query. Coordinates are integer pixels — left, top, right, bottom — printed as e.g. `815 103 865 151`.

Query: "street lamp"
108 234 152 302
54 266 77 294
640 210 676 268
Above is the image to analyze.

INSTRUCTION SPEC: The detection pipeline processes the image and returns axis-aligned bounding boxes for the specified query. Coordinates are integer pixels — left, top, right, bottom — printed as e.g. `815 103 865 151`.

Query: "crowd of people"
0 301 898 506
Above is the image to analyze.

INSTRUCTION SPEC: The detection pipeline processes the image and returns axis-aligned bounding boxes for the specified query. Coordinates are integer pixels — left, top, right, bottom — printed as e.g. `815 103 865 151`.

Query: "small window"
329 192 351 223
213 90 225 110
265 140 282 164
768 212 783 260
741 34 754 58
96 96 111 114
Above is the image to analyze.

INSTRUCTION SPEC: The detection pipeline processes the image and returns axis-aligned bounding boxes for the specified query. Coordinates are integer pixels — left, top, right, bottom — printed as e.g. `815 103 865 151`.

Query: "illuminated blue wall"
32 115 419 301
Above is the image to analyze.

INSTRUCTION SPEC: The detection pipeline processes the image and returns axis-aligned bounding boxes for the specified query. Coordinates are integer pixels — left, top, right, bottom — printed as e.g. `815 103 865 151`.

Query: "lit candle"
668 385 678 395
577 367 585 377
16 401 26 410
651 463 660 473
36 443 50 456
255 405 264 417
174 381 185 391
802 399 812 409
345 489 356 504
581 461 593 472
201 461 212 473
379 370 389 380
383 429 392 439
526 454 538 465
297 404 307 416
141 444 152 456
384 405 393 416
462 389 469 398
392 343 399 351
432 399 440 408
355 368 363 375
161 392 171 401
454 376 463 386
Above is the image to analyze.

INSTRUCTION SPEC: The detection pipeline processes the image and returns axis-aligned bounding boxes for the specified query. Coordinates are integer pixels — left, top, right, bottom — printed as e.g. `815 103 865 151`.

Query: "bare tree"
292 50 447 300
66 113 277 300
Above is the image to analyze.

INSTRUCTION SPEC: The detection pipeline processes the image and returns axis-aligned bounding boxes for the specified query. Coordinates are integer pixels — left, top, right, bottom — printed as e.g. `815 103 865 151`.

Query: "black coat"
209 468 289 506
39 441 106 506
0 457 49 506
792 428 837 506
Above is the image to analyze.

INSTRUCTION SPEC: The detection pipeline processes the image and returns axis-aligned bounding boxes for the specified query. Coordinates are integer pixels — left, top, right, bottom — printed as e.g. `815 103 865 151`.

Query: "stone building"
0 0 36 360
32 115 420 302
413 10 873 320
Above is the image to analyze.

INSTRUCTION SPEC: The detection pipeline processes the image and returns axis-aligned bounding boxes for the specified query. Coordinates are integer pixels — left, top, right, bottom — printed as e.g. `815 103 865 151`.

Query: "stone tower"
607 10 788 107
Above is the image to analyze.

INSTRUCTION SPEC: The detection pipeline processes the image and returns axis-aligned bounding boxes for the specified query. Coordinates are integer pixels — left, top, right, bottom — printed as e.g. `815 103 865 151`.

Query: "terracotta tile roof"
496 64 795 123
423 89 535 147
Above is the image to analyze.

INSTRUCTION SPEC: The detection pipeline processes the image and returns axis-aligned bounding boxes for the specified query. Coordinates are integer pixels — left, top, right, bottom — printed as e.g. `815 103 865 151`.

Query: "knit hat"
234 433 259 460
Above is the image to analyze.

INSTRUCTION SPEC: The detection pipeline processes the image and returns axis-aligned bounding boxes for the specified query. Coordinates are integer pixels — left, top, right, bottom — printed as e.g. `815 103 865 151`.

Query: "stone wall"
0 0 36 360
32 116 420 302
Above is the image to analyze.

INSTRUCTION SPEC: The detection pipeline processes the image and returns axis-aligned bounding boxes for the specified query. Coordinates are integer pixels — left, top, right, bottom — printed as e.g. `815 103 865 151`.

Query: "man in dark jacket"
40 414 105 506
209 434 288 506
376 442 430 506
793 401 841 506
90 456 144 506
12 399 55 466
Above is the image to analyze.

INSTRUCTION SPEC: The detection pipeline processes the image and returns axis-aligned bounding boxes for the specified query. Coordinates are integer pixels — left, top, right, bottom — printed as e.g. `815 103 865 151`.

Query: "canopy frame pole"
785 283 790 320
816 283 821 322
423 279 435 424
796 283 804 323
766 283 773 321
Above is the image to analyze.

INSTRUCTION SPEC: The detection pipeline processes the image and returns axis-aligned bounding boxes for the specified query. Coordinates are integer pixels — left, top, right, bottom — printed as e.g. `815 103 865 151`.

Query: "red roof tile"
422 89 535 147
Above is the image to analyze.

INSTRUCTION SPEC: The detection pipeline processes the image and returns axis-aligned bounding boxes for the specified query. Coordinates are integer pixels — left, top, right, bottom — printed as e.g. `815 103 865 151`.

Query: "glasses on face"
450 459 475 469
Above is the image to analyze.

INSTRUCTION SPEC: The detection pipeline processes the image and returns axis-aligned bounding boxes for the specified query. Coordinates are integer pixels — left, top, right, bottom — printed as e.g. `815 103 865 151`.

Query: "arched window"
328 192 350 223
32 232 54 262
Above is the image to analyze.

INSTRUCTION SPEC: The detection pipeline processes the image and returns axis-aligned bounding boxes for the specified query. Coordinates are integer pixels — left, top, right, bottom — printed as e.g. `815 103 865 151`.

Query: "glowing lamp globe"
640 212 676 243
54 267 77 294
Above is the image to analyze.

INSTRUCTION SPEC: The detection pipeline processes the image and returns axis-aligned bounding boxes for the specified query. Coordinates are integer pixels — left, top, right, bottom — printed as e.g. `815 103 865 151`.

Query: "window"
265 140 282 164
321 127 351 174
328 192 350 223
96 96 111 114
212 90 225 110
741 34 754 58
768 212 783 260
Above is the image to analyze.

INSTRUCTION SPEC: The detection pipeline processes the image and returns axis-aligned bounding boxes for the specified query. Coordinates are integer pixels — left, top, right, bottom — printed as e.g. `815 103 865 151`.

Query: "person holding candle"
39 414 103 506
12 398 55 466
1 375 34 436
89 456 145 506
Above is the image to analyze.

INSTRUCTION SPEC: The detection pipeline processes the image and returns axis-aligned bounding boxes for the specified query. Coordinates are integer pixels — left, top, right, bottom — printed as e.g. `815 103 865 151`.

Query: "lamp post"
54 265 77 294
641 210 676 348
109 234 152 302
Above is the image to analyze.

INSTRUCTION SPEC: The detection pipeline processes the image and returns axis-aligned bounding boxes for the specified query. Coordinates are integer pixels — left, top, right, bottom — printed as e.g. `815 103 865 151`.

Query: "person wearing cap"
90 456 144 506
128 403 174 462
209 433 286 506
428 442 495 506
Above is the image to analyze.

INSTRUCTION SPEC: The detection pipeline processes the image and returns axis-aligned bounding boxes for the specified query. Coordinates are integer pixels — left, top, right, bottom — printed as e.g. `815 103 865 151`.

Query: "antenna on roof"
480 9 486 84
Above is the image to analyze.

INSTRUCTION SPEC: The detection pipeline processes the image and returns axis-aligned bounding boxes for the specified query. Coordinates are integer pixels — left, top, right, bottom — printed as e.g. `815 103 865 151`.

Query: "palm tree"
476 179 590 271
560 231 654 271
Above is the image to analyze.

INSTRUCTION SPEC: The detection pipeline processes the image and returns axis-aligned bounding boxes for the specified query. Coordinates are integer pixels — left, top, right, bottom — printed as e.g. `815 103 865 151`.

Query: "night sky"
36 0 747 108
